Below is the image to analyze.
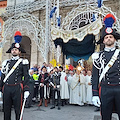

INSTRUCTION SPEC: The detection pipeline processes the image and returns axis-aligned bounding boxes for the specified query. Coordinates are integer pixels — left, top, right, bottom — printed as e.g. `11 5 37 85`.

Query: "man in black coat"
25 69 35 108
0 31 30 120
92 14 120 120
38 66 49 107
50 67 61 110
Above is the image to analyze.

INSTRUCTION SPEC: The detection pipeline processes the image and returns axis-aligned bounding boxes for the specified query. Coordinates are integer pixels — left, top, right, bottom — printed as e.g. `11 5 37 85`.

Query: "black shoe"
65 100 68 105
94 107 100 112
25 105 30 108
29 105 33 108
61 102 64 106
0 109 3 112
89 104 93 106
58 107 61 110
50 106 55 109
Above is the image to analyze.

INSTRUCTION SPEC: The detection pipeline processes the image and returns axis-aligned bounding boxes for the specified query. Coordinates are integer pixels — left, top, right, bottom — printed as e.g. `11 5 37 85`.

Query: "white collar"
104 47 115 52
11 56 20 60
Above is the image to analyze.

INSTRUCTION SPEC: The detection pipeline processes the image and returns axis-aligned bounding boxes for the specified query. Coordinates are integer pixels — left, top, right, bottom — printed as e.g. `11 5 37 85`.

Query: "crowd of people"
25 62 94 110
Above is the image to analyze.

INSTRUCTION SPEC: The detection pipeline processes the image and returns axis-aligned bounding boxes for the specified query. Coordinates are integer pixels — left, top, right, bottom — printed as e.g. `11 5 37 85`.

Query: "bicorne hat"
97 14 120 44
6 31 26 53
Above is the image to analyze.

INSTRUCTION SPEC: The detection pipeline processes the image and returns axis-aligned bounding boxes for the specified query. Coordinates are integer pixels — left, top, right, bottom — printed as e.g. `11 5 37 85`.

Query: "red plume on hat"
6 31 26 53
14 31 22 43
97 13 120 44
103 13 116 28
14 31 22 36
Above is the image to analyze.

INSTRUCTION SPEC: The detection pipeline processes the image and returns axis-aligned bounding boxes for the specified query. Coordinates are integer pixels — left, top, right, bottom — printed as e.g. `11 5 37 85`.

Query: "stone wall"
104 0 120 18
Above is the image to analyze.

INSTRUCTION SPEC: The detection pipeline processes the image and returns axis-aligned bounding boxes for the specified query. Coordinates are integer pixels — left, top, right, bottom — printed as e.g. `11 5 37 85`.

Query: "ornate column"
45 0 50 63
56 0 62 63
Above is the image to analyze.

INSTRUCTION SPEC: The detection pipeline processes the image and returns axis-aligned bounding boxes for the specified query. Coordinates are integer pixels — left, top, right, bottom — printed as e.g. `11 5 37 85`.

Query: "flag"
50 7 57 18
57 16 61 27
49 59 57 67
97 0 103 8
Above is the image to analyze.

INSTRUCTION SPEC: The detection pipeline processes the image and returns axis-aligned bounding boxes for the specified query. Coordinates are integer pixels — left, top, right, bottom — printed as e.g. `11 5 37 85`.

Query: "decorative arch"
1 12 46 61
61 1 120 66
61 2 120 32
20 36 31 62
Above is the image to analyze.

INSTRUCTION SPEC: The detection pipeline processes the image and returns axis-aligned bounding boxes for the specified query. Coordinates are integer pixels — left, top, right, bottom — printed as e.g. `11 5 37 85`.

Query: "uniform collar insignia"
104 47 115 52
11 56 20 60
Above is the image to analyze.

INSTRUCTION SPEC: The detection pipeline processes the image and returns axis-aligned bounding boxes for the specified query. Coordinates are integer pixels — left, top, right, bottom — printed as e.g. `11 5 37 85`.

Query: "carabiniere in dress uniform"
92 14 120 120
0 31 30 120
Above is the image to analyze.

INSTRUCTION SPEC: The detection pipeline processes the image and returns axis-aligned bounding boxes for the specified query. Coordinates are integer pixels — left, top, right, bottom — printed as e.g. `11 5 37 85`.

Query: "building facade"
0 0 7 65
0 0 120 67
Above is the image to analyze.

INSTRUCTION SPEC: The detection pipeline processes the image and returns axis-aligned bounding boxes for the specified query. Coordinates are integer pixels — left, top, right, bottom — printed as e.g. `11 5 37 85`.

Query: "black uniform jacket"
0 58 29 92
92 49 120 96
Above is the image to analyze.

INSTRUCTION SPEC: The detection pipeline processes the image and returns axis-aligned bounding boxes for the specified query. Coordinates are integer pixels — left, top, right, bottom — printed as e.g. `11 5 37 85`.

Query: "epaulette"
92 52 99 60
2 59 10 67
92 50 104 60
22 59 29 65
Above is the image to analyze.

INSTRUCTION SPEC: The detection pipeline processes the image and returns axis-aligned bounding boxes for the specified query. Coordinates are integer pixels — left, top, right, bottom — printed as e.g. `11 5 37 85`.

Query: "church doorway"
20 36 31 63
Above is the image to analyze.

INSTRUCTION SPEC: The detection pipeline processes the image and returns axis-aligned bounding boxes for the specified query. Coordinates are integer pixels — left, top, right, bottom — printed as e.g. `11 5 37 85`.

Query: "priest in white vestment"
86 70 93 105
80 71 86 104
69 70 84 106
68 71 74 102
60 68 69 105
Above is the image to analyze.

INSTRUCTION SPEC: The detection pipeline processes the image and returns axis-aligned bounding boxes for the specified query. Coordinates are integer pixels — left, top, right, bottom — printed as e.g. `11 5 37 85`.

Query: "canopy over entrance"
51 17 102 61
54 34 95 62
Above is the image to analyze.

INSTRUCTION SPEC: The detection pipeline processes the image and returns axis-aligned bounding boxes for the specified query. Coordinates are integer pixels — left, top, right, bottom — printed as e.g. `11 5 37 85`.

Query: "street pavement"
0 103 119 120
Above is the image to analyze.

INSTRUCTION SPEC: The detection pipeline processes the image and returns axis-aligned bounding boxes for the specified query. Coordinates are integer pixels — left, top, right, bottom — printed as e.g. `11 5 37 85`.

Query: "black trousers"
3 84 22 120
34 85 39 98
40 85 48 99
25 84 34 107
101 85 120 120
51 88 61 107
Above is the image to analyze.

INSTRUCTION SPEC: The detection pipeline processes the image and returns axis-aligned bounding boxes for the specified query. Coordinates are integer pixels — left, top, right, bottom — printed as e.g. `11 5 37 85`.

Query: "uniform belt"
102 82 120 86
5 82 21 86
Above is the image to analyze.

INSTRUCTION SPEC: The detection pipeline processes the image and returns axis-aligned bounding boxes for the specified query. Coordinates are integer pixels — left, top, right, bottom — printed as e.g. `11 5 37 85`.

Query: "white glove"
40 83 44 87
57 85 60 88
24 91 30 99
0 92 2 98
92 96 101 107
